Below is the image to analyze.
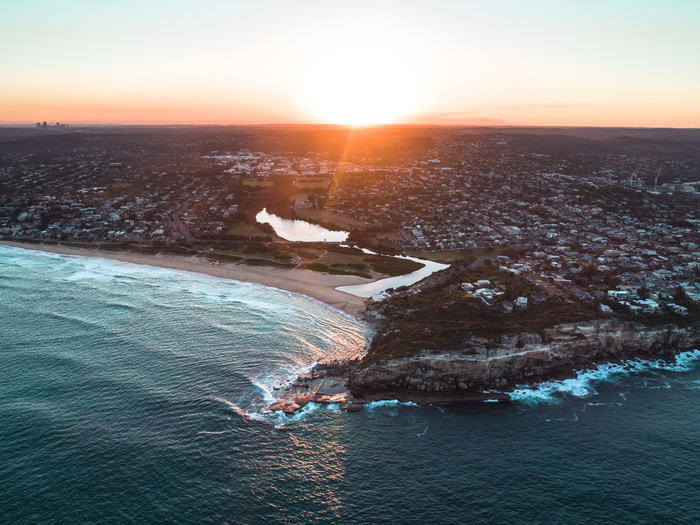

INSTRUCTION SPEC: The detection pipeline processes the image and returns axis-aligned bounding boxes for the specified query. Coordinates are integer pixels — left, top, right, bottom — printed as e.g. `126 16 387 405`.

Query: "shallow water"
2 245 700 524
337 254 448 298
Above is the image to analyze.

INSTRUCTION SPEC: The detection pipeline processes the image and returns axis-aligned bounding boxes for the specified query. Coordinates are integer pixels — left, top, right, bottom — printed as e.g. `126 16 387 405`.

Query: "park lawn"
383 232 406 242
226 221 281 239
241 178 274 188
295 179 331 190
294 209 368 230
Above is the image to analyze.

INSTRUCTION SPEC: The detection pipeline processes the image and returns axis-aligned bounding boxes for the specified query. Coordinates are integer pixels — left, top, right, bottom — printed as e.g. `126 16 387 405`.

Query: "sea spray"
509 350 700 405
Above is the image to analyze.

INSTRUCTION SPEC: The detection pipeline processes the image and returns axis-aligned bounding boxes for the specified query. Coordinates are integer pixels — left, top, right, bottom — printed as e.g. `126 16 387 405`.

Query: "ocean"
2 245 700 524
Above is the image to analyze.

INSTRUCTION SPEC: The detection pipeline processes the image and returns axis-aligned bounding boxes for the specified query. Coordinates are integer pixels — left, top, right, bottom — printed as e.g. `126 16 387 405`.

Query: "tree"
638 284 649 300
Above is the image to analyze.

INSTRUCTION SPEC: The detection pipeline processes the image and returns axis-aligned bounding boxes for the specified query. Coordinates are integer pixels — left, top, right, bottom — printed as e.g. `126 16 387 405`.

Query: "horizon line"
2 122 700 131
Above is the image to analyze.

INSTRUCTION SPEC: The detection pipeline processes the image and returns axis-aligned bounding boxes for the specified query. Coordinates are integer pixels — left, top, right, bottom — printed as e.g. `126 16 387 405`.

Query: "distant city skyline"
2 0 699 127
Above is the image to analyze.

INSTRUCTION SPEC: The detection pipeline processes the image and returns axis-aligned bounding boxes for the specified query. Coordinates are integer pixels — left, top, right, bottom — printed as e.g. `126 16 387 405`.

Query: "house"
653 269 674 281
624 302 642 314
667 303 689 315
636 299 659 314
515 297 528 308
532 292 549 302
608 290 629 301
461 283 475 293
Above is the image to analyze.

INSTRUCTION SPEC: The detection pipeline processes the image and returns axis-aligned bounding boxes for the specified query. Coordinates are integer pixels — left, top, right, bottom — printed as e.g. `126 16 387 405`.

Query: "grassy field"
241 178 274 188
294 209 368 230
295 180 331 190
226 221 281 239
383 232 406 242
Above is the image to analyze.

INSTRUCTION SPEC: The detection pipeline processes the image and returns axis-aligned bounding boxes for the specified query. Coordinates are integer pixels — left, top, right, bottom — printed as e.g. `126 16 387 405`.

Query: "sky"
2 0 699 127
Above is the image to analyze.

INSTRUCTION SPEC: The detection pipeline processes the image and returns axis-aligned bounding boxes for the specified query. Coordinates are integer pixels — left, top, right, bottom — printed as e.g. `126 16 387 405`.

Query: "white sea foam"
65 270 116 281
211 397 253 421
251 380 276 403
250 401 326 428
365 399 420 414
509 350 700 405
2 245 373 336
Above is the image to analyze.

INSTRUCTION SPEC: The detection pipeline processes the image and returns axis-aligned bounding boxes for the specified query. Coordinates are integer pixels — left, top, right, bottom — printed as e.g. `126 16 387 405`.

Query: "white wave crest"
509 350 700 405
365 399 420 414
65 270 116 281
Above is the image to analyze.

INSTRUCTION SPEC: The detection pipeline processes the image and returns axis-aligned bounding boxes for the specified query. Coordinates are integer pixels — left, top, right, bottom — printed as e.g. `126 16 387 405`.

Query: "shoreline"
0 241 370 318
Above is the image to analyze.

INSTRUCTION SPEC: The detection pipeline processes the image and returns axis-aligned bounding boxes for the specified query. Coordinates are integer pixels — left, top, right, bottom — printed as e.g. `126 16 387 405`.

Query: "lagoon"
256 209 348 243
338 254 448 298
254 210 447 297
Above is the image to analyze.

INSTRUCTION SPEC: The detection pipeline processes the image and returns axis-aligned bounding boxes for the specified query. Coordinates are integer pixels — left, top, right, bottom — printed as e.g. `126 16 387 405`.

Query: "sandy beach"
0 241 370 318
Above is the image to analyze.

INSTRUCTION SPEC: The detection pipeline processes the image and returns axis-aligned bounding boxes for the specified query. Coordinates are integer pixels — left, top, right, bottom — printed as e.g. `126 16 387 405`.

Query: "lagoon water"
337 254 448 298
2 245 700 524
256 209 349 243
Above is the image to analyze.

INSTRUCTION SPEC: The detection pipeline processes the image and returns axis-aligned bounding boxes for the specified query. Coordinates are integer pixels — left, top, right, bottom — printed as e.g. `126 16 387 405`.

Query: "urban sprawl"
1 126 699 317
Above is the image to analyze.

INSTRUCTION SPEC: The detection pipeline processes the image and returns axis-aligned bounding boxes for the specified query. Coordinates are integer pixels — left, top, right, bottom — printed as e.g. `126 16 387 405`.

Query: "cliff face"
348 320 700 395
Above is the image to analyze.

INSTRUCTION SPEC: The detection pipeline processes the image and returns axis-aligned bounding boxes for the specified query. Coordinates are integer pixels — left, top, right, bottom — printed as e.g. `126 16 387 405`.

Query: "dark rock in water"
268 400 302 414
341 402 364 412
282 404 300 414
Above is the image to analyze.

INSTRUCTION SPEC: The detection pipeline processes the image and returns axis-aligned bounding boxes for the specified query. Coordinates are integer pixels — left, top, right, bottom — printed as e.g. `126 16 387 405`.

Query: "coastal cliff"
347 320 700 396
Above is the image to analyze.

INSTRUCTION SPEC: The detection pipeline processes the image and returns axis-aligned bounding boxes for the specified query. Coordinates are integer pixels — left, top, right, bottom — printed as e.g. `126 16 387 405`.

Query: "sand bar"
0 241 370 318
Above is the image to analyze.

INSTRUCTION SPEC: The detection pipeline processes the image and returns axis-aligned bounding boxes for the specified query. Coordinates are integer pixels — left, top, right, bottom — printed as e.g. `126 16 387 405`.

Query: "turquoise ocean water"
2 245 700 524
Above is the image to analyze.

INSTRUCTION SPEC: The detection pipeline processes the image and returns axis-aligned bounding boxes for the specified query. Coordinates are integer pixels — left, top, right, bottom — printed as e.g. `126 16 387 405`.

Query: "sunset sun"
300 44 417 126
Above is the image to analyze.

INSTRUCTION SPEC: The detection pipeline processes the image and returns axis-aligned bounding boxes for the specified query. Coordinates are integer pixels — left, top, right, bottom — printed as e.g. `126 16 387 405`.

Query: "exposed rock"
348 320 700 396
340 402 365 412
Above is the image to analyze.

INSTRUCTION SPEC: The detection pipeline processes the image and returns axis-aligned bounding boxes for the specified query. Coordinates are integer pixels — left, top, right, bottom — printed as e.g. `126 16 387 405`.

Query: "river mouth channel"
256 209 448 298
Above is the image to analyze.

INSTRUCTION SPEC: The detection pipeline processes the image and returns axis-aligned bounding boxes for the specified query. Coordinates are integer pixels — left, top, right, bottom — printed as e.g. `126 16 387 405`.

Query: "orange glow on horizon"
298 44 419 126
1 1 699 128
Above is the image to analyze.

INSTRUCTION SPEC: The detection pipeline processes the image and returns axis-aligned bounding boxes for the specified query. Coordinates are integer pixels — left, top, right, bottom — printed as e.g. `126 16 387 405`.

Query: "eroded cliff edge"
347 319 700 398
344 262 700 402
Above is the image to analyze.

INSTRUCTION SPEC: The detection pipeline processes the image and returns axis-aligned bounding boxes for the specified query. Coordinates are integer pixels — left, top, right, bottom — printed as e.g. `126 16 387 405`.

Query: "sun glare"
299 44 417 126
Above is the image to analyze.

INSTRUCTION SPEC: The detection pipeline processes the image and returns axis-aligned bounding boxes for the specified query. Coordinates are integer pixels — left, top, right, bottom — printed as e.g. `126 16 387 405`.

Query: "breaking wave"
509 350 700 405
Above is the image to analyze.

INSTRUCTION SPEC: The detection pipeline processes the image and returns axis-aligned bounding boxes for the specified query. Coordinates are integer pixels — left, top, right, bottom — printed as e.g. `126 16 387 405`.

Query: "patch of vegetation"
361 267 601 366
618 310 700 329
241 258 296 268
325 244 364 256
406 250 477 264
198 252 243 264
299 261 371 279
363 255 424 276
363 292 600 366
295 209 367 230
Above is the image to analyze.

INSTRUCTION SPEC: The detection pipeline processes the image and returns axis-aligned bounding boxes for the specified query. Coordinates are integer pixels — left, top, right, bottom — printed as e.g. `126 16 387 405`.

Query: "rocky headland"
269 262 700 412
346 319 700 399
